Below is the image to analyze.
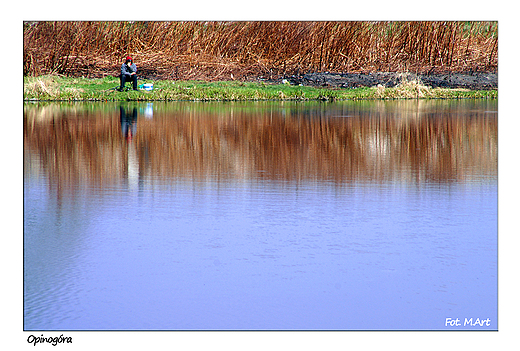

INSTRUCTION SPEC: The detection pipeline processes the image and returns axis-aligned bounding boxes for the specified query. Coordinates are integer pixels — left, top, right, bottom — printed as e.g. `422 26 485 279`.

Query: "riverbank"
23 74 497 102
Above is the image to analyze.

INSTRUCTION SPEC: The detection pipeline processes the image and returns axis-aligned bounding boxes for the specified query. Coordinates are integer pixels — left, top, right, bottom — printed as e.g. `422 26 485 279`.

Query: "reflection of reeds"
24 102 497 190
24 107 125 189
23 21 497 79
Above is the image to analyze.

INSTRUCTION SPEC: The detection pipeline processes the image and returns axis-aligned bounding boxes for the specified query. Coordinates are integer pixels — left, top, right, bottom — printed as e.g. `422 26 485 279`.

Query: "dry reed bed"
24 21 498 80
24 104 497 188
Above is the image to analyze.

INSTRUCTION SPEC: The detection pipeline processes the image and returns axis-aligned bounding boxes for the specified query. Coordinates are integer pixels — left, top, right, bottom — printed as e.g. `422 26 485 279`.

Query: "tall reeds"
23 21 498 79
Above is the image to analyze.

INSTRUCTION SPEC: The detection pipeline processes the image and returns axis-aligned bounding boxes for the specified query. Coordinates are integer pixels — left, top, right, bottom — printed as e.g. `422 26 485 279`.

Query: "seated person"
120 56 138 91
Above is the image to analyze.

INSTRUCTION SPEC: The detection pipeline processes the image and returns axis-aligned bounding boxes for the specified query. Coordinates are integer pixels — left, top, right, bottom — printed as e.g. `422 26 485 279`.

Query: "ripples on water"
24 100 497 330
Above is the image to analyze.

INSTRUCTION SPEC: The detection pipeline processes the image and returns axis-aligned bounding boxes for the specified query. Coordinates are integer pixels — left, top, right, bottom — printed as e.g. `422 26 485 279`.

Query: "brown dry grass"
23 21 497 80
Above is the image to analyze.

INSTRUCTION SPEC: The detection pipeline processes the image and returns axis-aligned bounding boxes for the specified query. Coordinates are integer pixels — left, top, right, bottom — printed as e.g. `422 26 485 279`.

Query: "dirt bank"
275 71 497 90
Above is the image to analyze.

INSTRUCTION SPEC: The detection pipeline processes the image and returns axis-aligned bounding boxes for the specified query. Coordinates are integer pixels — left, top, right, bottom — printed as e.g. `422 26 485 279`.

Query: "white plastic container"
142 83 154 91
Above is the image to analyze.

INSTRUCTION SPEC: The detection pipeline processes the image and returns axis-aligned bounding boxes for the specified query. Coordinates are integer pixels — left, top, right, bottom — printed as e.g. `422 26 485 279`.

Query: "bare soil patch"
277 71 497 90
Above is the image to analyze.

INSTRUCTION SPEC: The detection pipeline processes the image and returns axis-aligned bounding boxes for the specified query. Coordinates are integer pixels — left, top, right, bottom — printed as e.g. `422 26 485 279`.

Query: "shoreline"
23 73 497 102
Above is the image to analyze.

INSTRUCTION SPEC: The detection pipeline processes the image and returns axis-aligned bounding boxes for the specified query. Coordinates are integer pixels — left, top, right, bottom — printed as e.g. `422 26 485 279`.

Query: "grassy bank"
23 75 497 102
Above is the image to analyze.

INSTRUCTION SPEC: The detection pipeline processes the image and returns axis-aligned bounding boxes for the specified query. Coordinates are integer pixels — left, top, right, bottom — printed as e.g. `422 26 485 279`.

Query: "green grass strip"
23 75 497 102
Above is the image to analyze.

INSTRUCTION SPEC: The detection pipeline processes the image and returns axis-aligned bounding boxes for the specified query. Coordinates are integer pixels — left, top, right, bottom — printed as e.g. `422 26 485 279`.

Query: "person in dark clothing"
120 56 138 91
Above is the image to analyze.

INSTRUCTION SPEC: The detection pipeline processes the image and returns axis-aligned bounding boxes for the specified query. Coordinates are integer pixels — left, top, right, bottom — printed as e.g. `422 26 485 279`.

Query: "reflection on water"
24 100 497 186
24 100 497 330
120 105 137 141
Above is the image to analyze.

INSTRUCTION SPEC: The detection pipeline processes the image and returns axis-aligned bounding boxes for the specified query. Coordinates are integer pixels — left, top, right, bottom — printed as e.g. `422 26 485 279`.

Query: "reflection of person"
120 106 138 141
119 56 138 91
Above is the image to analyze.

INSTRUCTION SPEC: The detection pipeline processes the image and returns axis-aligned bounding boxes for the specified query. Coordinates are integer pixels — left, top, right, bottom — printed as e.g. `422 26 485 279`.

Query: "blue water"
23 100 497 330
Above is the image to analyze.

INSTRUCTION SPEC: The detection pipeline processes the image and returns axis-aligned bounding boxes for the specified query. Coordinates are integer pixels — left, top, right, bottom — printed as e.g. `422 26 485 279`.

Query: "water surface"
24 100 498 330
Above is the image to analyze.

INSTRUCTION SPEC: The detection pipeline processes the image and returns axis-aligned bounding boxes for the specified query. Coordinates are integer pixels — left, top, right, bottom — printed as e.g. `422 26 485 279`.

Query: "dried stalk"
23 21 498 79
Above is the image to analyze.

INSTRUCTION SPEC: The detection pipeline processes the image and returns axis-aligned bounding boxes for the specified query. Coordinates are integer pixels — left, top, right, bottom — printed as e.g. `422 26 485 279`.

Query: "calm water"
24 100 497 330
